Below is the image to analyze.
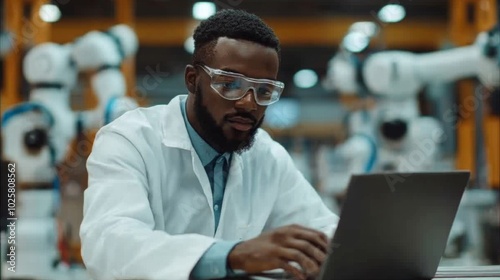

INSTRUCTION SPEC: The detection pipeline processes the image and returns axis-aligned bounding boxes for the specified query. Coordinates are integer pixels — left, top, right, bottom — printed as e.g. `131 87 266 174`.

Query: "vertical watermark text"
5 163 17 273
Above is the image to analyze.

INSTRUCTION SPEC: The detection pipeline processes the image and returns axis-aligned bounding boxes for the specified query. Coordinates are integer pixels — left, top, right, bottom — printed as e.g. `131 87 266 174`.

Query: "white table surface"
232 266 500 280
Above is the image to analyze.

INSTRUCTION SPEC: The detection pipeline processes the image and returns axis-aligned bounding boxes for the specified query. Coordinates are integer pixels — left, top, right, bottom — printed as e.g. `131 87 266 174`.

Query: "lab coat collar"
160 95 244 171
160 95 194 151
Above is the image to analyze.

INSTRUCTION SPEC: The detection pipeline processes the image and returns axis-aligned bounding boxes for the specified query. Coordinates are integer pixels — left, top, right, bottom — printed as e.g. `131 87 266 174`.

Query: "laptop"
217 171 470 280
317 171 470 280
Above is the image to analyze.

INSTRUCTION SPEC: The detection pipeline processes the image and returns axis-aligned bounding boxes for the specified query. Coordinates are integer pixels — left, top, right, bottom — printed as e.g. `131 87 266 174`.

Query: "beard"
194 85 264 154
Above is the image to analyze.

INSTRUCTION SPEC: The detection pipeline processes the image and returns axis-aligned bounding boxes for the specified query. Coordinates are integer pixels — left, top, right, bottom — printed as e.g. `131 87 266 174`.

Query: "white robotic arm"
1 42 80 280
321 29 499 198
362 30 499 171
363 31 500 99
23 43 78 164
71 24 139 130
2 42 78 183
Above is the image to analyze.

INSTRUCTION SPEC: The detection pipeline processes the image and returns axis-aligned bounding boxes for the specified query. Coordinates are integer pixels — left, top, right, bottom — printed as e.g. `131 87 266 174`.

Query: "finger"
289 225 328 243
285 239 326 265
280 248 320 277
289 224 328 240
280 260 307 280
290 227 328 252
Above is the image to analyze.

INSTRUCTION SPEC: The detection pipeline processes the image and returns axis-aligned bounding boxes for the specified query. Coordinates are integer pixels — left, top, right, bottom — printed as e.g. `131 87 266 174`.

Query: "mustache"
224 112 258 123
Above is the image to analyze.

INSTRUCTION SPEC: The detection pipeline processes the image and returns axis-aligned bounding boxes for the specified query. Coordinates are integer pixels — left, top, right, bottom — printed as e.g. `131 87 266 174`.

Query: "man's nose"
235 88 258 111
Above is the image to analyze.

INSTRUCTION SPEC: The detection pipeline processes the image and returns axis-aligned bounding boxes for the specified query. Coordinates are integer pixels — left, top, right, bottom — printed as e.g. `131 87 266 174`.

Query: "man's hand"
227 224 328 280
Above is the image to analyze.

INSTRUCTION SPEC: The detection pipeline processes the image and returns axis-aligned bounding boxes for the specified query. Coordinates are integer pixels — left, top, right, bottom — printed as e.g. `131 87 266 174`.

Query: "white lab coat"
80 95 339 280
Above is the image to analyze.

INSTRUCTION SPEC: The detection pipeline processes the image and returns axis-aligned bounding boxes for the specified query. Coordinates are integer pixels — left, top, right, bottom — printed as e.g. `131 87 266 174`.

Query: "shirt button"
214 204 219 211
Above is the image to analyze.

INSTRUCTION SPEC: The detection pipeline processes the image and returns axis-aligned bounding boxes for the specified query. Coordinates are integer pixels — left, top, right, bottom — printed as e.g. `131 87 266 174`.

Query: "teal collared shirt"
181 99 240 279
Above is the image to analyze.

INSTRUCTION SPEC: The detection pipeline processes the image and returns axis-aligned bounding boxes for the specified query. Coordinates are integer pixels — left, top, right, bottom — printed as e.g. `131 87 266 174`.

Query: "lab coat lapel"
161 95 215 233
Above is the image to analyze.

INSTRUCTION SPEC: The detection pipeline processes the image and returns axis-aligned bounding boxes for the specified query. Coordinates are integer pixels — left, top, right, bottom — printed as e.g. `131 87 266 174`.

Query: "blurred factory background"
0 0 499 279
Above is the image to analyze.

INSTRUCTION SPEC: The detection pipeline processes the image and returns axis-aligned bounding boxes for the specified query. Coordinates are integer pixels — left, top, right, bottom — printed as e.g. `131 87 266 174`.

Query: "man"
80 9 338 280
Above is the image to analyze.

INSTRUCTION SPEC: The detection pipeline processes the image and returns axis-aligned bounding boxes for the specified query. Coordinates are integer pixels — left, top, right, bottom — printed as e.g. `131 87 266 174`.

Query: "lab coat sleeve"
80 129 215 280
264 143 339 238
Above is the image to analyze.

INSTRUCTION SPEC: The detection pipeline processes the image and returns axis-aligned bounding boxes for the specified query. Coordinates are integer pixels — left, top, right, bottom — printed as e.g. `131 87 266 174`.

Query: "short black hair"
192 9 280 64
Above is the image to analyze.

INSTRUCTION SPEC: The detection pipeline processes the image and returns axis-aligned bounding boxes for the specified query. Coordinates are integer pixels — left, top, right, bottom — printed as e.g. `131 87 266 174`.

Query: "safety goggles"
198 64 285 106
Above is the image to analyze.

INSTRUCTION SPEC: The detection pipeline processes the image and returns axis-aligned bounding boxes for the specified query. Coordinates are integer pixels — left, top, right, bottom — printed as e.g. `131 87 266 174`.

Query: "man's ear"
185 64 197 94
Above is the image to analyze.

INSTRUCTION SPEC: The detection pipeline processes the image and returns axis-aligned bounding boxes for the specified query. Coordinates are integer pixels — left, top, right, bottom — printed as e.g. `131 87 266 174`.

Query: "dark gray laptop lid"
319 171 470 280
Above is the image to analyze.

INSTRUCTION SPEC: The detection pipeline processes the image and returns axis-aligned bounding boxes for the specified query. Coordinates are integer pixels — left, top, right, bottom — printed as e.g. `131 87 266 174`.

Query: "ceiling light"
293 69 318 89
192 2 216 20
39 4 61 23
378 4 406 23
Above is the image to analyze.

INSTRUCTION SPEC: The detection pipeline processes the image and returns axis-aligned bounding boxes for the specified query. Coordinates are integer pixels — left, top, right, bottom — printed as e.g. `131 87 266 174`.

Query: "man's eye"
257 87 273 96
219 82 241 89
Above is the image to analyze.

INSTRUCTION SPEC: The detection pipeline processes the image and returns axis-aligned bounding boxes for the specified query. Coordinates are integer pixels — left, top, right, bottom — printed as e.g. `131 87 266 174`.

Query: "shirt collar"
180 98 230 167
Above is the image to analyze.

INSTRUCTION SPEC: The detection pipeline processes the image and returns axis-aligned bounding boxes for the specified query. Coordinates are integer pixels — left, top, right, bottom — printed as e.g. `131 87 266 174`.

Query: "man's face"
187 37 280 153
193 83 265 153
